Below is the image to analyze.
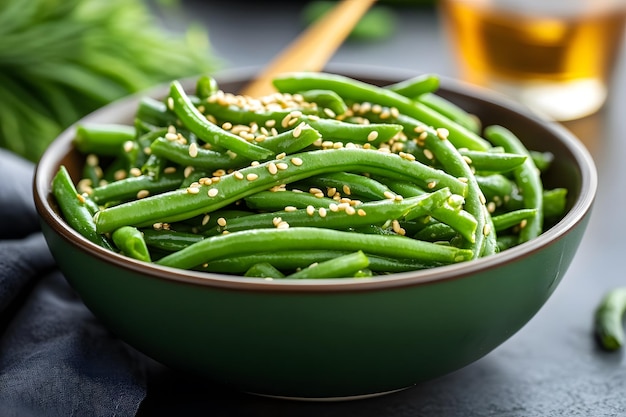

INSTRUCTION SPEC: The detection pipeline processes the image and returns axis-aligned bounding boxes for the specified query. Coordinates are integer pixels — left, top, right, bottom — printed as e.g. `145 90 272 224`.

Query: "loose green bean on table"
51 72 568 279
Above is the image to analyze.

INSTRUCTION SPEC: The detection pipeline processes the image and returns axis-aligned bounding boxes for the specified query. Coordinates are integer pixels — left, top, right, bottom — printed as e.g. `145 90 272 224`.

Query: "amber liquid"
440 0 626 119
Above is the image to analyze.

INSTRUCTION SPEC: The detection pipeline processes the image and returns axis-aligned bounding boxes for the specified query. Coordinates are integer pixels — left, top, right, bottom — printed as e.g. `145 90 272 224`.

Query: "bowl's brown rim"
33 65 598 293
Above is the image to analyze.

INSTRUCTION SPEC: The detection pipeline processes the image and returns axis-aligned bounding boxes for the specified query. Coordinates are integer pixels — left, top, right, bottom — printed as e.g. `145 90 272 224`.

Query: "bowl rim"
33 64 598 293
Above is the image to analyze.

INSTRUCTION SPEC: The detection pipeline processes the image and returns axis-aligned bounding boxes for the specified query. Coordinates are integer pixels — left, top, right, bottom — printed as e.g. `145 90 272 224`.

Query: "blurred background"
1 0 624 163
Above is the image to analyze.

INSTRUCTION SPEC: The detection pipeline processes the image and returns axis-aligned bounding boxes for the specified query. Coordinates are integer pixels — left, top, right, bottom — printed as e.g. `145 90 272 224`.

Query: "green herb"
0 0 219 161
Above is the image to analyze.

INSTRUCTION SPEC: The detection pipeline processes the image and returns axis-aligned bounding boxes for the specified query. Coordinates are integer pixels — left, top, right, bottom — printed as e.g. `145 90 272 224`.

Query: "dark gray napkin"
0 149 147 417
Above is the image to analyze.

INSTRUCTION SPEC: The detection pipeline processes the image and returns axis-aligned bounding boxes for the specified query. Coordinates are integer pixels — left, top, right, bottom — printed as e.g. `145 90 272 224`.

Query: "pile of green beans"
51 72 568 279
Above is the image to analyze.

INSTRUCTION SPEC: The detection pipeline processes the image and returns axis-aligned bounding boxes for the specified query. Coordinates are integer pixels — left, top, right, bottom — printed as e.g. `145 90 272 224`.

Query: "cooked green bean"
244 190 336 211
385 73 440 98
200 250 439 274
156 227 474 270
297 89 348 115
90 170 184 204
111 226 151 262
491 209 538 232
52 165 112 249
285 251 370 279
294 171 394 201
211 189 453 235
595 288 626 351
244 262 285 279
74 123 136 156
416 93 481 134
168 80 275 161
458 149 527 173
141 228 204 252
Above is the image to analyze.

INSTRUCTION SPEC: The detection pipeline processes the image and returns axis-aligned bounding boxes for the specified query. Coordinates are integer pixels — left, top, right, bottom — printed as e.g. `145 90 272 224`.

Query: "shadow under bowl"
33 66 597 399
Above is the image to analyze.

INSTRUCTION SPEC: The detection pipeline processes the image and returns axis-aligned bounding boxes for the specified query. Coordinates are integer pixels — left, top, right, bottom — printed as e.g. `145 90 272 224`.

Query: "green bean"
475 174 515 206
111 226 151 262
141 228 204 252
414 222 458 242
168 80 275 161
385 73 440 98
542 188 568 220
199 250 439 274
196 74 219 100
254 123 322 154
90 171 184 204
149 136 248 171
156 227 474 270
294 171 394 201
51 165 112 249
272 72 492 151
458 149 527 173
244 190 336 211
136 96 178 127
297 89 348 115
94 148 468 233
81 153 103 190
530 150 555 172
285 251 370 279
491 209 538 232
595 288 626 350
485 125 543 243
244 263 285 279
74 123 136 156
211 189 453 235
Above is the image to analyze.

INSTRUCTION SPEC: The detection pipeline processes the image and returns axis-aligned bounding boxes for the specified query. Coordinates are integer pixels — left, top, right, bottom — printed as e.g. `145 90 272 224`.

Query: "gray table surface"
139 2 626 415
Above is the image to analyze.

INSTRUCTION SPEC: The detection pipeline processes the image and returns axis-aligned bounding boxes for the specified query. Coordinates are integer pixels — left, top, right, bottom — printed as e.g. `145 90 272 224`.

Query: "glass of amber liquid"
439 0 626 121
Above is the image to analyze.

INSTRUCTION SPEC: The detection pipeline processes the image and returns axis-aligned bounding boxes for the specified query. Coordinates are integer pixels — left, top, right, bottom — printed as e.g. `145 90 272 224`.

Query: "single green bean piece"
595 288 626 351
74 123 136 156
297 89 348 115
458 149 527 173
200 250 439 274
285 251 370 279
543 188 568 220
52 165 112 249
156 227 474 270
111 226 151 262
414 222 459 242
136 96 178 127
95 148 467 233
141 228 205 252
244 262 286 279
244 190 336 211
196 74 219 100
385 73 440 98
149 136 248 171
272 71 491 151
168 80 275 161
491 209 538 232
213 189 453 235
485 125 543 243
90 171 184 204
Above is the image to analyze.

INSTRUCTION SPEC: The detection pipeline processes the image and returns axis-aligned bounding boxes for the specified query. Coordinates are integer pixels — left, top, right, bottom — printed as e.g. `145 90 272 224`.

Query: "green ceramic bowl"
33 67 597 400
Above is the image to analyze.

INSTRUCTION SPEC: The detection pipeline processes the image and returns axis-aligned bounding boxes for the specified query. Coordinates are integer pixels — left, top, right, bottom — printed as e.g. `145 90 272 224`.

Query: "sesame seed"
184 166 194 178
323 108 336 118
208 188 219 197
114 169 127 181
483 224 492 236
276 152 286 159
329 203 339 212
327 187 337 197
487 201 496 213
163 166 177 174
246 173 259 181
217 217 227 227
136 189 150 199
426 181 437 189
201 214 210 226
342 185 351 195
293 122 305 138
284 206 297 212
186 186 200 194
520 219 528 229
318 207 327 217
166 97 174 110
233 171 244 180
222 122 233 130
153 222 163 230
267 162 278 175
436 128 449 140
479 193 487 204
395 195 404 201
165 132 178 141
265 119 276 128
383 191 395 199
276 162 288 170
86 154 99 167
357 209 366 216
423 149 434 160
276 221 290 229
306 205 315 216
367 131 379 142
345 205 356 215
123 141 134 153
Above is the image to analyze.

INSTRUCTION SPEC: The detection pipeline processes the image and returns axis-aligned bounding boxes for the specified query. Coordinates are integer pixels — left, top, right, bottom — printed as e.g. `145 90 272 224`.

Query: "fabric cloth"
0 149 148 417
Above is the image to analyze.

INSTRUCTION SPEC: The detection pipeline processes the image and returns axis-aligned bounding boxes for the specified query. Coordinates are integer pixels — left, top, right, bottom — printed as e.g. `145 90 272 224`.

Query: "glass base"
487 77 607 121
